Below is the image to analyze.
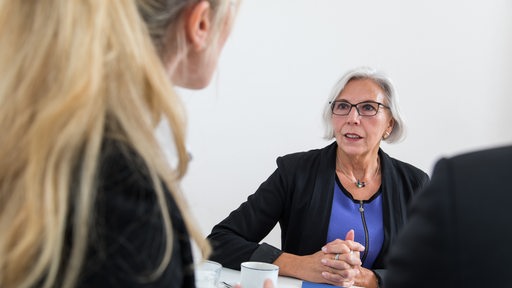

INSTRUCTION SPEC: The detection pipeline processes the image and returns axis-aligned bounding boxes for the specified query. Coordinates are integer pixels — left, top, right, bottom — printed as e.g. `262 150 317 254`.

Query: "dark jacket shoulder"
448 144 512 168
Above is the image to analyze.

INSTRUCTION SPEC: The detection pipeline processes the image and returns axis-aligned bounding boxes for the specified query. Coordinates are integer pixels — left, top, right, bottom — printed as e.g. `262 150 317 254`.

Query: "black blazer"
385 145 512 288
208 142 428 282
75 141 195 288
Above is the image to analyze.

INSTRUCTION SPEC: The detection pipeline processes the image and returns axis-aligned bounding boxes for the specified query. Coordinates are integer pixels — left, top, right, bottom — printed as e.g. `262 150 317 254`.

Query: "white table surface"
219 267 363 288
220 267 302 288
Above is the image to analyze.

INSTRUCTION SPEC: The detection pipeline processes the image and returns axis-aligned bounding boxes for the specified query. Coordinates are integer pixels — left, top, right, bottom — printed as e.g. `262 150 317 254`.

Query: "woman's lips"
344 133 362 139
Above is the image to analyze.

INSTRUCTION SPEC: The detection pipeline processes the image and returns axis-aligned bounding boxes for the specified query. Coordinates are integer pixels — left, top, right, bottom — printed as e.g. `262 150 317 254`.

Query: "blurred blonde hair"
0 0 233 287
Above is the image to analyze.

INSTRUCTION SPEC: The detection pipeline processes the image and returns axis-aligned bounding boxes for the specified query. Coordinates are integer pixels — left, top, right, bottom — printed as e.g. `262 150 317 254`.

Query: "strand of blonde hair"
0 0 213 287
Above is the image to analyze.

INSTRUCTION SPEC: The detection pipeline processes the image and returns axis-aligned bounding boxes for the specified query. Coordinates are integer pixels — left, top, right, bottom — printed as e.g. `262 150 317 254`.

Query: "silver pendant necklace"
337 168 370 188
355 179 366 188
336 157 380 189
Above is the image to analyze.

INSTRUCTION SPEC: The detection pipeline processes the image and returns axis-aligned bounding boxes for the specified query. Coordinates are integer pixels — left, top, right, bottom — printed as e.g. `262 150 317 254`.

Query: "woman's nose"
346 106 361 123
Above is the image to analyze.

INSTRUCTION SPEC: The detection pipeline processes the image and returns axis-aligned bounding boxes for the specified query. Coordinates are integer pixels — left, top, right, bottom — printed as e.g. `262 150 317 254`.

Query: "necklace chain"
336 156 380 188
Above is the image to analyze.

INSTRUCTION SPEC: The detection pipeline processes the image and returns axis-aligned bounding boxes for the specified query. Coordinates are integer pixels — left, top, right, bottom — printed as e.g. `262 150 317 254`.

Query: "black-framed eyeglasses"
329 100 390 116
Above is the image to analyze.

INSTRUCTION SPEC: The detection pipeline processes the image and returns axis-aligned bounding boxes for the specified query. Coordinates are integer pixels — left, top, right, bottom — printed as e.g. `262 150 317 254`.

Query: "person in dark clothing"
385 145 512 288
208 67 429 288
0 0 238 287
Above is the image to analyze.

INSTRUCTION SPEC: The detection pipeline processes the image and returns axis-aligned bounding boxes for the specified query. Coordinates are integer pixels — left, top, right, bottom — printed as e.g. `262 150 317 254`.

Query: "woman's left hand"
233 279 274 288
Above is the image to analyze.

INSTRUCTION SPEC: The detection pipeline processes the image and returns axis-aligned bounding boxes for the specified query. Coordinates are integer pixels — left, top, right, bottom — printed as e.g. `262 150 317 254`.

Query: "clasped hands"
319 229 365 287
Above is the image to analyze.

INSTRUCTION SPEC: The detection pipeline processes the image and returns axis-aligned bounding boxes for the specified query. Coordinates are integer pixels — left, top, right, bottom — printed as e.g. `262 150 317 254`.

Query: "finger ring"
334 253 340 261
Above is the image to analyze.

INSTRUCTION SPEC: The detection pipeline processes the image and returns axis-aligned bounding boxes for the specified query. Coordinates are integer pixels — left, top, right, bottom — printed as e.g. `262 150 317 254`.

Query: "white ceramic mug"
240 261 279 288
195 260 222 288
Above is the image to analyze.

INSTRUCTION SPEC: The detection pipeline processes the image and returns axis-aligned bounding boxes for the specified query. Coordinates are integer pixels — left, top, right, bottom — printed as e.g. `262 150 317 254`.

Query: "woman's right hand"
274 230 365 287
320 230 366 287
274 250 362 287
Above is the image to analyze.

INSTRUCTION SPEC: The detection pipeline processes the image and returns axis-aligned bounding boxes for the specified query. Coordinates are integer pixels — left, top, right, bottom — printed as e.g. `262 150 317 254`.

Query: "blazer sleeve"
207 157 293 270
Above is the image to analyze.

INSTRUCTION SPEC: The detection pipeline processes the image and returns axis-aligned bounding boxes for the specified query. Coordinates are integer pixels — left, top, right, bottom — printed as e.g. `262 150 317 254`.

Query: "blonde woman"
0 0 238 287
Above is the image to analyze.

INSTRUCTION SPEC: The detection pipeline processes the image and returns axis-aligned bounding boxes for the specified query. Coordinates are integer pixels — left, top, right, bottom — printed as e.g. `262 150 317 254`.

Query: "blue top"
326 176 384 268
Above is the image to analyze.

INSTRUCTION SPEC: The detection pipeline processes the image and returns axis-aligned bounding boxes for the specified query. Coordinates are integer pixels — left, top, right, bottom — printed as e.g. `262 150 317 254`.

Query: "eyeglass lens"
331 101 380 116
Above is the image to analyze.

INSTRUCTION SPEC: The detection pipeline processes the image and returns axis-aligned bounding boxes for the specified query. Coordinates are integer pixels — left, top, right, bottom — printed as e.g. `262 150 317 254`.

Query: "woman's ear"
185 1 212 51
388 118 395 130
384 118 395 138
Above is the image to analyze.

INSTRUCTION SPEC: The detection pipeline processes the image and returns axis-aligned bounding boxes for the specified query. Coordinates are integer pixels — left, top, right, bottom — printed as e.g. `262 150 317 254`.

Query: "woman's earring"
383 131 390 139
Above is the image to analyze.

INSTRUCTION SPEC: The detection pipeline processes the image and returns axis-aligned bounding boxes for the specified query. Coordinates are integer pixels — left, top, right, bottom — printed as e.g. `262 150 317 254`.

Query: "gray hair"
322 66 406 143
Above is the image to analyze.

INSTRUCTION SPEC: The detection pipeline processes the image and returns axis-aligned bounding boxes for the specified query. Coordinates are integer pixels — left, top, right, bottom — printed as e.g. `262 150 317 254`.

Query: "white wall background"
159 0 512 248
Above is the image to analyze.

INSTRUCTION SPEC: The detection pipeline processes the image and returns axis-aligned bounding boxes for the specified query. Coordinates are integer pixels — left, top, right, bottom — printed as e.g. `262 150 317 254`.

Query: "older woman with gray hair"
208 66 429 287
